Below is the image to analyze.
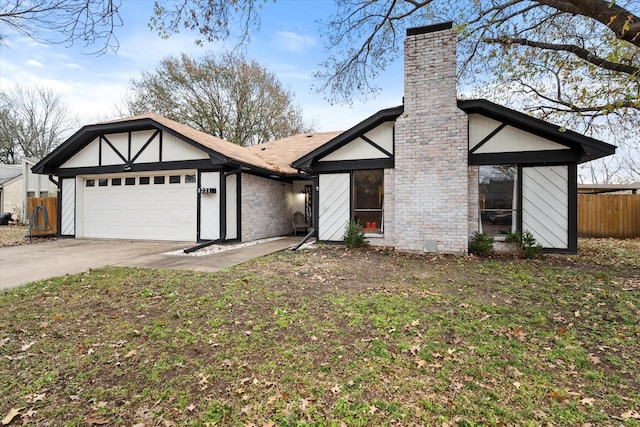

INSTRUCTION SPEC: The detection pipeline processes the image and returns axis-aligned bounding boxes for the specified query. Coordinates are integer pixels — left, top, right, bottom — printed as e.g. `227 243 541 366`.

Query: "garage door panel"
82 173 197 241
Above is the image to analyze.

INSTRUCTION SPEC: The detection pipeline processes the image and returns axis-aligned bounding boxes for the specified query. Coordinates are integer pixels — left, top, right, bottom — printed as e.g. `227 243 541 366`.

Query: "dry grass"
0 226 29 247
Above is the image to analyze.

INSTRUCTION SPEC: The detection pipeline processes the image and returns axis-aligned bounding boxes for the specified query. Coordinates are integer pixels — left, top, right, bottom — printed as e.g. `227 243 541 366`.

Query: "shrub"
505 230 544 259
468 231 494 256
343 221 368 248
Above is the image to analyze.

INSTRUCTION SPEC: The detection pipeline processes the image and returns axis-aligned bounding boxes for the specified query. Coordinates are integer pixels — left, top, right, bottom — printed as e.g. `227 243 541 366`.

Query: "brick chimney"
392 22 469 253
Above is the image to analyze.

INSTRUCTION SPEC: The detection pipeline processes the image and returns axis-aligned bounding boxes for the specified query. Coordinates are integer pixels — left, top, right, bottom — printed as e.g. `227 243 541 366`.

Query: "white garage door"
82 172 197 241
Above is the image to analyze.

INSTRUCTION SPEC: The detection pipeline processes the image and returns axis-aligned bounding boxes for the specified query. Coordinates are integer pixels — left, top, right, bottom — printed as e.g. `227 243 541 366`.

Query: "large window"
479 165 517 236
353 169 384 233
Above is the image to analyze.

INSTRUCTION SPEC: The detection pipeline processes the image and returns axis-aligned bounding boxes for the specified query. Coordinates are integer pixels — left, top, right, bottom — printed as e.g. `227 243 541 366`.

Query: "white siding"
363 121 394 154
522 166 568 249
320 138 388 162
62 137 100 168
469 115 568 153
199 172 220 240
60 130 209 170
163 132 209 161
130 130 160 163
101 133 129 165
61 178 75 236
318 173 350 241
226 174 238 240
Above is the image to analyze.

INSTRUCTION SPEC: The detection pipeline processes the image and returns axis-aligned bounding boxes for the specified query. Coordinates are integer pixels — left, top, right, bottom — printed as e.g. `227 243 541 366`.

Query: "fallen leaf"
187 404 196 412
20 342 35 352
411 319 420 327
2 407 23 425
416 359 426 368
21 408 36 419
24 393 45 403
86 413 110 425
299 398 310 411
330 385 342 394
368 405 377 414
54 314 62 321
125 350 137 359
446 348 456 355
513 381 521 389
513 327 525 341
621 410 640 420
588 354 600 365
580 397 595 406
0 338 9 347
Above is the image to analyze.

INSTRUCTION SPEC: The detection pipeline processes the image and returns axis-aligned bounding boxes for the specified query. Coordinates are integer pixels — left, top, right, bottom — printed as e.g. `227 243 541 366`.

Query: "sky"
0 0 404 133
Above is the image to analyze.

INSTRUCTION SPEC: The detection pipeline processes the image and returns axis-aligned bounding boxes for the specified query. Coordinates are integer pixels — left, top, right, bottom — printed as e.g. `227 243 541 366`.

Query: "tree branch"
485 36 640 75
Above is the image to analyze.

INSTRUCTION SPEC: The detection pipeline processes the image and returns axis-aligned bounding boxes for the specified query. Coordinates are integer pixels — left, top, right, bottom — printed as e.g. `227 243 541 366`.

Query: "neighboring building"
0 159 56 221
33 22 615 253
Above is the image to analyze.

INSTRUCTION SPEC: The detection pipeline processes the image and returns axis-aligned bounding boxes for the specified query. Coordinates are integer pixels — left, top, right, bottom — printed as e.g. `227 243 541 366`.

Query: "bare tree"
125 52 309 146
0 85 74 161
0 0 122 53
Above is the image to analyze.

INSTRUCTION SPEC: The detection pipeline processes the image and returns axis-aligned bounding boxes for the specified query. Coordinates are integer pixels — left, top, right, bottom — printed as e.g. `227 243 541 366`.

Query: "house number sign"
197 187 216 194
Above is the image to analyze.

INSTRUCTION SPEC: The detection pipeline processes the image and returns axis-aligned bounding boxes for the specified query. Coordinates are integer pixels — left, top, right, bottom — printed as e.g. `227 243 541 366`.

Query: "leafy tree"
124 52 308 146
0 85 73 162
0 0 122 54
151 1 639 181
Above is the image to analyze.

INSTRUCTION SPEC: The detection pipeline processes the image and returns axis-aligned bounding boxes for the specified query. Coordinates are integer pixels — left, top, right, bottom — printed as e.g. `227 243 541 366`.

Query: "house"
0 159 56 222
32 22 615 253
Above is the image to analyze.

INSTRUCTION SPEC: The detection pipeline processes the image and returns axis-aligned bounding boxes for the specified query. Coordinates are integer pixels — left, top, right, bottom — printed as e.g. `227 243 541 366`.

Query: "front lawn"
1 239 639 426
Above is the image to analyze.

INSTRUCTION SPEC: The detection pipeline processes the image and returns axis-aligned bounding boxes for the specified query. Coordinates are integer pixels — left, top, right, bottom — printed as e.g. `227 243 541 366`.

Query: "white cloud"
273 31 316 53
26 59 44 67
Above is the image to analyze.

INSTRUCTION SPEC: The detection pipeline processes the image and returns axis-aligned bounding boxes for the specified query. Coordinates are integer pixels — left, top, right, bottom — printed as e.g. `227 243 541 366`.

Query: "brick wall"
241 173 293 242
393 24 469 253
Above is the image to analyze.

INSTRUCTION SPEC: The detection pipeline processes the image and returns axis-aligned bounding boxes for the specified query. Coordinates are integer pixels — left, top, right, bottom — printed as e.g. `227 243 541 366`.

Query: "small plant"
505 230 544 259
468 231 494 256
343 221 368 248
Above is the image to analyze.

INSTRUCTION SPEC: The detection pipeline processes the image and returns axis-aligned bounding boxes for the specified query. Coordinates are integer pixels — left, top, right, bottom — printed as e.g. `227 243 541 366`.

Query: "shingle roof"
246 131 343 174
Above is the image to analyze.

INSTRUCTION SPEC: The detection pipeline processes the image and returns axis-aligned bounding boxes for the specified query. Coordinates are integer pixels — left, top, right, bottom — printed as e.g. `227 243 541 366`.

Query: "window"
86 179 95 187
169 175 181 184
112 178 121 186
154 176 165 185
353 169 384 233
139 176 150 185
125 177 135 186
185 174 196 184
98 179 108 187
479 165 517 236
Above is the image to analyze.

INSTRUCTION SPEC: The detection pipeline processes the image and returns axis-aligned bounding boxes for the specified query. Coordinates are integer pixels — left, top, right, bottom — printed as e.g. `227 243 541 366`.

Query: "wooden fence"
578 194 640 238
27 197 57 236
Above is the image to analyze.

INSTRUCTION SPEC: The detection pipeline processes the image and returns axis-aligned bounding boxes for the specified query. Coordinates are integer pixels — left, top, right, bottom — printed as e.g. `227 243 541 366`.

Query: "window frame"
351 169 384 234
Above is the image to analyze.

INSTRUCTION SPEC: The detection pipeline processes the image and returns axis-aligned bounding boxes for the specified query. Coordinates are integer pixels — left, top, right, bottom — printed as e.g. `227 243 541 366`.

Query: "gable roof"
33 113 284 175
292 106 403 170
458 99 616 163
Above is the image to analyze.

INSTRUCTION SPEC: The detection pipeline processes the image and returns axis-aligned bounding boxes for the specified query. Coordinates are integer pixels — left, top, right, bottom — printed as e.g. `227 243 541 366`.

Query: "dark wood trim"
102 135 128 164
470 150 580 165
310 158 394 173
131 129 160 164
55 160 220 177
98 136 103 166
567 163 578 253
360 134 393 158
517 164 523 234
468 123 507 154
236 173 242 242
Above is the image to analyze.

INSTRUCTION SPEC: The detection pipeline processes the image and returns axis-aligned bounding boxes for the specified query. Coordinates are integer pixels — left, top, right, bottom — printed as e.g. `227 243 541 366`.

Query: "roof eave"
458 99 616 163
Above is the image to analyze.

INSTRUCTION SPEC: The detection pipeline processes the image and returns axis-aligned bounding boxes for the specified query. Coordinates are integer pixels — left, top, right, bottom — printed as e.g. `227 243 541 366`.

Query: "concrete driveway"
0 237 300 290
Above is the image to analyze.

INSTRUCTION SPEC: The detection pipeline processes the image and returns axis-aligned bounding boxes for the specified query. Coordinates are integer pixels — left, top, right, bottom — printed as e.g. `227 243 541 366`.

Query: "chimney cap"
406 21 453 36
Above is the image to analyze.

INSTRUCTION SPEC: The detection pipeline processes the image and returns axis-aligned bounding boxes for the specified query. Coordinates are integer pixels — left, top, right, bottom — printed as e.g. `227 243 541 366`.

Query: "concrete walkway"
0 236 302 290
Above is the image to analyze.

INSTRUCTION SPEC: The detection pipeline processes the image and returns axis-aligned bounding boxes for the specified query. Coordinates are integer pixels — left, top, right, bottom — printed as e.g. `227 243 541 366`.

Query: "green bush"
343 221 368 248
468 231 494 256
504 230 544 259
